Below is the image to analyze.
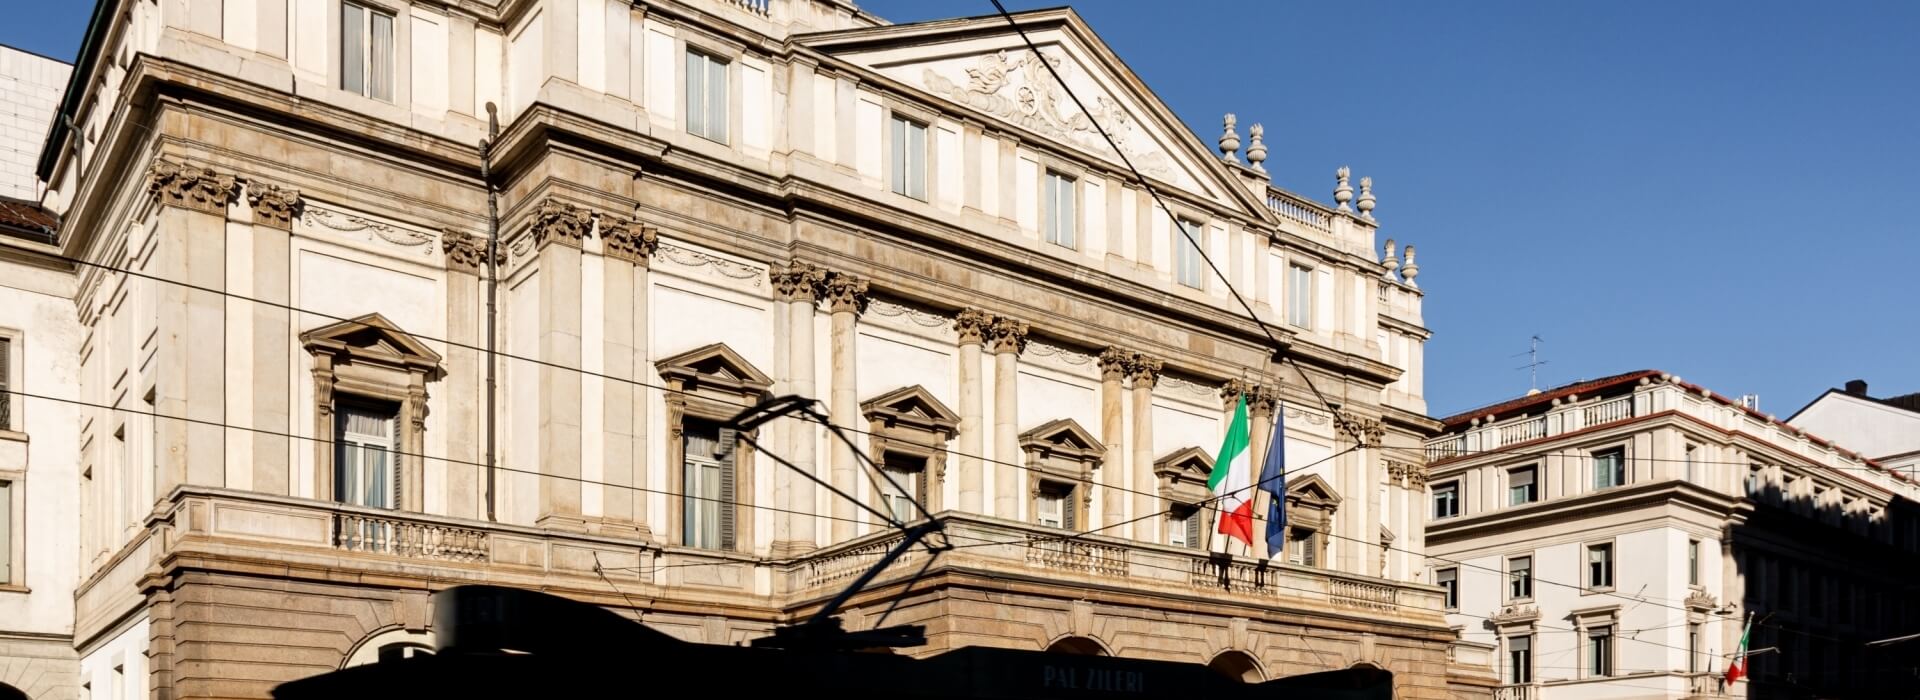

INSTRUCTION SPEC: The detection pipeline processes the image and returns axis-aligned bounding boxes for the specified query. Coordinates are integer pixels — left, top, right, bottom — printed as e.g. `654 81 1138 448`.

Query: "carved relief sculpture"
986 316 1029 355
441 229 500 276
823 272 871 315
954 308 995 346
770 261 829 302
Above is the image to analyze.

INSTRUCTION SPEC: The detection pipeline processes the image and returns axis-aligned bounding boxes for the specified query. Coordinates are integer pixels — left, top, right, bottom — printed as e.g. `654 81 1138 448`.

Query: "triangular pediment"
300 313 442 367
1019 418 1101 454
1153 446 1214 483
655 342 773 392
1286 473 1341 505
862 385 961 431
800 9 1270 220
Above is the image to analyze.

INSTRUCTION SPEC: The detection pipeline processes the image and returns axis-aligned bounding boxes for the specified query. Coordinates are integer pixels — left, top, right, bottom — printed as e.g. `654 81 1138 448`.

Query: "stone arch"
1045 634 1111 656
0 683 26 700
342 626 437 668
1207 649 1266 682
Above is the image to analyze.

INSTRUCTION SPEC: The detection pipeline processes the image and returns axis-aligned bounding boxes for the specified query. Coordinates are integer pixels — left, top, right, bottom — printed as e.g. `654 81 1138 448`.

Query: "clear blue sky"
6 1 1915 418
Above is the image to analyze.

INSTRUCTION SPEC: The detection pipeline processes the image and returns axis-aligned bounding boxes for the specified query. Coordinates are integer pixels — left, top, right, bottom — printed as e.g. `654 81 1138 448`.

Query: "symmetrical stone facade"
25 1 1453 699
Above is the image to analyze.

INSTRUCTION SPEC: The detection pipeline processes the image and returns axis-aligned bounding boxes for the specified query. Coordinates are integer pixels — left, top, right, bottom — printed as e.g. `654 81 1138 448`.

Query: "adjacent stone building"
1424 371 1920 700
29 1 1465 698
0 44 72 202
1786 380 1920 480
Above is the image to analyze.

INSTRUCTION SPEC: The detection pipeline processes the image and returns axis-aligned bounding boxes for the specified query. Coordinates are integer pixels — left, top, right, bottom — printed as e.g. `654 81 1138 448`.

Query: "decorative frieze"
245 183 303 230
600 216 659 266
822 272 870 314
1027 341 1093 367
529 199 593 249
148 160 239 214
770 261 828 302
304 205 435 253
441 229 500 275
868 299 950 330
953 308 994 346
986 316 1029 355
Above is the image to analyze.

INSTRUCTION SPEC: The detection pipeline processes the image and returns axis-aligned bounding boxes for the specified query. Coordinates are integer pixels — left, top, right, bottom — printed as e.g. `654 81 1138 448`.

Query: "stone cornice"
148 160 239 215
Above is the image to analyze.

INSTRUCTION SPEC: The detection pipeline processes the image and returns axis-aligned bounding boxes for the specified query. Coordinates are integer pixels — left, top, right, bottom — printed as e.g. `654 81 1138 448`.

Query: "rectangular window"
1508 555 1533 600
1587 626 1613 677
0 337 10 430
1288 528 1317 567
685 49 729 143
1746 465 1763 496
878 453 920 521
0 479 10 584
1173 219 1205 288
341 2 394 101
334 401 397 508
1508 465 1538 505
1433 480 1460 519
1592 448 1625 489
890 116 928 200
1587 543 1613 589
1169 509 1201 548
1437 567 1459 609
1044 171 1076 248
1037 483 1073 529
681 420 735 549
1684 443 1698 483
1508 634 1532 684
1688 539 1700 586
1688 622 1702 673
1287 264 1313 329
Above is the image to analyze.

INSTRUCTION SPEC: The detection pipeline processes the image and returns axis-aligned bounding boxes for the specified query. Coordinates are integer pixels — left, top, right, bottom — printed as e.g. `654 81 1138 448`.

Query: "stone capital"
1247 384 1281 418
1125 353 1163 387
1337 410 1386 446
1221 378 1254 409
441 229 501 275
1098 347 1130 381
770 261 828 302
823 272 870 315
148 160 240 214
529 199 593 249
245 182 303 230
986 316 1029 355
600 215 659 266
954 308 994 346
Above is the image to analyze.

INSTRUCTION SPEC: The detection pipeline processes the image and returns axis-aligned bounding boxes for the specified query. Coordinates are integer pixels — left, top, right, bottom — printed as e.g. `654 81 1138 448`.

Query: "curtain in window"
336 403 396 509
0 480 10 582
369 11 393 101
1045 172 1074 247
342 4 365 96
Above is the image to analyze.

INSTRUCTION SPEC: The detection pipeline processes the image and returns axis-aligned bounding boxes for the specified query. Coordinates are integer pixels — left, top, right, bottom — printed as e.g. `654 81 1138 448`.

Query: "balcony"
1494 683 1539 700
1426 394 1637 462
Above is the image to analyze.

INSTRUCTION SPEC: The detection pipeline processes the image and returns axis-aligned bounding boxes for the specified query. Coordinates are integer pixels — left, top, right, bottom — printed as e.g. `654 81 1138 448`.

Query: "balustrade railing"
1328 578 1398 611
1266 190 1334 232
1495 416 1547 446
1426 435 1466 461
1583 395 1635 426
1024 535 1129 577
725 0 772 15
1494 683 1539 700
333 512 489 562
1189 558 1279 597
806 534 911 588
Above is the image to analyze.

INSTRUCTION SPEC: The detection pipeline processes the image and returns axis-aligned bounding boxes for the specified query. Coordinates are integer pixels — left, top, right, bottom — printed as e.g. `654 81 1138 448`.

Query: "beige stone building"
1423 371 1920 700
25 1 1473 698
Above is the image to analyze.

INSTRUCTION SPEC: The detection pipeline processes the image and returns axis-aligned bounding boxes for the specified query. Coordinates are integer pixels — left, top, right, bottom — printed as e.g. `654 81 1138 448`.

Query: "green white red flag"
1210 396 1254 546
1725 613 1752 684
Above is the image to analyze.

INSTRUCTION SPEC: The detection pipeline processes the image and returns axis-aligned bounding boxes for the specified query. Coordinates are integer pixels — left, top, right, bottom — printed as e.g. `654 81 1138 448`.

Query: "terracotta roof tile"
0 197 58 241
1438 370 1661 428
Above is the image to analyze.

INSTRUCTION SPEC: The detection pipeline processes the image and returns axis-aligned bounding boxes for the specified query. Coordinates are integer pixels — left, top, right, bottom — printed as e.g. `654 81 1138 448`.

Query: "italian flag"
1725 613 1752 684
1210 396 1254 546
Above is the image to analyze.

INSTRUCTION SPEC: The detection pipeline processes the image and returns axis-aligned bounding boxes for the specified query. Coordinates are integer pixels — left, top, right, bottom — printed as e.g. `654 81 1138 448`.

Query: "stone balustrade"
1266 188 1334 233
1495 683 1539 700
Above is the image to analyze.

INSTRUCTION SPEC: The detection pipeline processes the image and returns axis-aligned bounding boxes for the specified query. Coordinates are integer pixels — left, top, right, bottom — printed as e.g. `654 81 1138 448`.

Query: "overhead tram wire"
984 0 1366 447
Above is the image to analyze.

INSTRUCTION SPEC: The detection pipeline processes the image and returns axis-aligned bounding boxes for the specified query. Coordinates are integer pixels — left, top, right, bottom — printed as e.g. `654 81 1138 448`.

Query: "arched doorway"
342 628 437 668
0 682 27 700
1208 650 1265 682
1046 636 1108 656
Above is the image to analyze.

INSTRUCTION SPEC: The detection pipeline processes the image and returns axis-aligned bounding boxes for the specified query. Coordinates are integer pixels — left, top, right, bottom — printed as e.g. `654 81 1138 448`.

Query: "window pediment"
655 343 773 399
1154 446 1213 505
1018 418 1102 467
301 313 442 372
1286 473 1342 508
861 385 960 438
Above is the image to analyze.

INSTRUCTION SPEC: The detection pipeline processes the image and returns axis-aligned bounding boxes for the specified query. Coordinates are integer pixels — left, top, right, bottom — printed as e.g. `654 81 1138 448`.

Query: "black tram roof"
272 585 1390 700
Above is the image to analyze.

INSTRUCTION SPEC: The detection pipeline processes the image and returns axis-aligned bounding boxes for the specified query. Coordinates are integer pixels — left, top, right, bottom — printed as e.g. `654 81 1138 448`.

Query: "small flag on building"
1209 395 1254 546
1260 401 1288 559
1725 612 1753 684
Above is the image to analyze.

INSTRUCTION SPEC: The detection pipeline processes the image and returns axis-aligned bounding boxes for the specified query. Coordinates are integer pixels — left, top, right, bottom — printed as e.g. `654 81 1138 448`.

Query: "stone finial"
1333 166 1353 212
1357 176 1376 221
1245 123 1267 173
1125 352 1162 387
1219 113 1241 163
1401 244 1419 288
245 182 304 230
600 215 659 266
441 229 501 275
529 199 593 249
1381 238 1400 280
986 316 1029 355
823 272 870 314
954 308 995 346
1098 347 1131 380
770 261 828 302
148 160 240 214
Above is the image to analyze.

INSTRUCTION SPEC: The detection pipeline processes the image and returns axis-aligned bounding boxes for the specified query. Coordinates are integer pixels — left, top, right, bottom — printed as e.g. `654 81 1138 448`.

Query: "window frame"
1591 446 1626 489
889 114 929 201
0 474 19 588
1586 624 1614 678
1286 262 1314 329
1432 479 1461 519
1436 566 1459 610
1036 481 1074 530
1507 554 1534 601
684 47 731 144
1173 218 1206 289
1584 541 1614 592
0 331 17 434
1043 170 1078 249
1688 539 1701 587
1508 464 1538 506
876 451 926 523
340 1 396 102
1507 634 1532 684
679 418 734 550
333 397 401 509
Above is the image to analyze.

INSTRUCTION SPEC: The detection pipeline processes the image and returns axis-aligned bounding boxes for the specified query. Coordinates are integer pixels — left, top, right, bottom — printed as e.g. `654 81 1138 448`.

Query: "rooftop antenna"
1512 335 1547 394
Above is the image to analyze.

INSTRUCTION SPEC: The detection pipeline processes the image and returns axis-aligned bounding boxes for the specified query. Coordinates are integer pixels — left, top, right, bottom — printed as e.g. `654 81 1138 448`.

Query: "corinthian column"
771 262 826 555
1098 348 1129 528
953 310 992 514
825 271 869 542
600 215 658 536
245 183 301 497
987 316 1029 519
440 228 495 520
533 200 592 531
1127 353 1161 542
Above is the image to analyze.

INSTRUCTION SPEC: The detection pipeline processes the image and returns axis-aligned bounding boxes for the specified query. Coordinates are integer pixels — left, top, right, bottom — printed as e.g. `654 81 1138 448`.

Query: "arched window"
1046 636 1108 656
342 628 437 668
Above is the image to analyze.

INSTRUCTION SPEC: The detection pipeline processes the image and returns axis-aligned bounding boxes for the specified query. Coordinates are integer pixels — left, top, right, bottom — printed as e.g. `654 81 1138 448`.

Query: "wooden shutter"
1185 510 1201 548
717 427 738 550
1062 486 1077 531
1302 532 1317 567
0 338 10 430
